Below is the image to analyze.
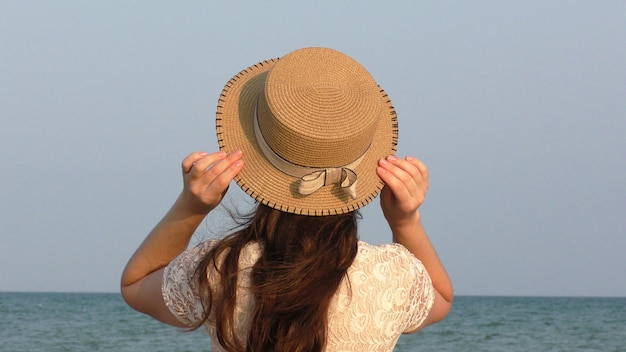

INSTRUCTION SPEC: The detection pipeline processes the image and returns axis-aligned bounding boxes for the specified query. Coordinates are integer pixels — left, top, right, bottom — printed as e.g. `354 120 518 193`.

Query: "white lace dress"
162 241 434 351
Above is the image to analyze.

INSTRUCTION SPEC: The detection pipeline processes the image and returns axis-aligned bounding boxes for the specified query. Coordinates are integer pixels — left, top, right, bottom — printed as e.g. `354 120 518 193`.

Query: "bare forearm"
120 194 207 287
121 150 243 289
391 212 453 303
120 151 242 323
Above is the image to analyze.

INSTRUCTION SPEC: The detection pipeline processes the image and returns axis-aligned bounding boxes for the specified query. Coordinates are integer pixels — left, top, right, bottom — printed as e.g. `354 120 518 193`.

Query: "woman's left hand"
178 150 244 214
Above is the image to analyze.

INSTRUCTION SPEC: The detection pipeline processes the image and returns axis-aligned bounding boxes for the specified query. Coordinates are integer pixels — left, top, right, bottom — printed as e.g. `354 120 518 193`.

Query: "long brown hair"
192 204 359 352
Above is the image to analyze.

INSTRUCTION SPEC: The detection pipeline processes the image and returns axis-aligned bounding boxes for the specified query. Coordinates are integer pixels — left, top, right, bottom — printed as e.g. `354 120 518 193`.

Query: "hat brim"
216 58 398 216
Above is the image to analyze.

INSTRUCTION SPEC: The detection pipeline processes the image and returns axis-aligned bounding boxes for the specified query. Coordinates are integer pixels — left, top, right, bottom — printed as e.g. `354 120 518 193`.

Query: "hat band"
253 99 365 199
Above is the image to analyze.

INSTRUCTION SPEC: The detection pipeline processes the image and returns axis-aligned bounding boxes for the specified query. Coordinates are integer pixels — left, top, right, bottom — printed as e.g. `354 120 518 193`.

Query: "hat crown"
259 48 383 168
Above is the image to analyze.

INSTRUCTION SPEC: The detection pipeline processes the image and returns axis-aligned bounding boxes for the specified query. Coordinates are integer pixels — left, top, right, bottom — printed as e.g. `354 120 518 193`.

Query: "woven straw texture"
216 48 398 216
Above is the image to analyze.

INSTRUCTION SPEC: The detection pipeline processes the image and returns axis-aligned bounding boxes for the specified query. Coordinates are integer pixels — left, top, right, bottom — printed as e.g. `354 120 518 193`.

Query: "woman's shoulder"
351 241 432 298
354 241 425 274
356 241 417 262
354 241 429 282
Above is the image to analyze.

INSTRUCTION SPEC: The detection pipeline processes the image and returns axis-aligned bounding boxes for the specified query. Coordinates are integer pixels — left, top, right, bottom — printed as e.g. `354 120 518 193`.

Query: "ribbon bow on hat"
298 167 358 199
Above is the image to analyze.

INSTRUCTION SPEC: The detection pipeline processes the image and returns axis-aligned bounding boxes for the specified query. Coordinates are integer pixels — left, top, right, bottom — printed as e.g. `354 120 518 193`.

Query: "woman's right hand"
178 150 244 215
377 155 453 330
376 155 429 229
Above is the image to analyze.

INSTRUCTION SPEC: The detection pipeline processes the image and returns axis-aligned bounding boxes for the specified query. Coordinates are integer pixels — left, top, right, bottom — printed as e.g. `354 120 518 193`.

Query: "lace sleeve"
161 241 215 326
399 245 435 332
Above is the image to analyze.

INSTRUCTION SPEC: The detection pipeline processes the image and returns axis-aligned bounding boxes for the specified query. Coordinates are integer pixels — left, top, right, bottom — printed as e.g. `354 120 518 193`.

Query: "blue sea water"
0 293 624 351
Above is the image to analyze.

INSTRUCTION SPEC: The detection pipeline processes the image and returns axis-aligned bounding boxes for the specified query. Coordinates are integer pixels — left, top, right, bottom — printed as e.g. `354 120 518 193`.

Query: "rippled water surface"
1 293 624 351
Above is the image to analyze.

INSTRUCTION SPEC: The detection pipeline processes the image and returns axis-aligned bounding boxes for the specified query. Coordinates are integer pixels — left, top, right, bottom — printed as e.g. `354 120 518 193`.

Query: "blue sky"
1 1 624 297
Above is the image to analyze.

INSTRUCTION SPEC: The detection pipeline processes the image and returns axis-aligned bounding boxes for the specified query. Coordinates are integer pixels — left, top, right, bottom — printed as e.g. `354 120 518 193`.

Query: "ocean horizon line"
1 291 624 299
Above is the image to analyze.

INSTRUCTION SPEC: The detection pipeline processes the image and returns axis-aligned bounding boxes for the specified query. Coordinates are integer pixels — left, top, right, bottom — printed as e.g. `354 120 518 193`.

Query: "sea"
0 293 624 351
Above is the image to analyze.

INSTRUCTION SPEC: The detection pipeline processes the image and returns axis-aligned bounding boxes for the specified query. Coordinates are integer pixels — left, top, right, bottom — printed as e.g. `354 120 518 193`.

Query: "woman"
121 47 452 351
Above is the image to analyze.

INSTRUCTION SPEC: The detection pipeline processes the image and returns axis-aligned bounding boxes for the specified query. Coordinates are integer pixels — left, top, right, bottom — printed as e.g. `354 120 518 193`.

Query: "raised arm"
120 150 243 326
377 155 453 329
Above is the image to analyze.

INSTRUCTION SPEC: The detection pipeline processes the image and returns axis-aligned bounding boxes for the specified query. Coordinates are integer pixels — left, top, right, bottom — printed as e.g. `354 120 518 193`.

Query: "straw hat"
216 47 398 216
